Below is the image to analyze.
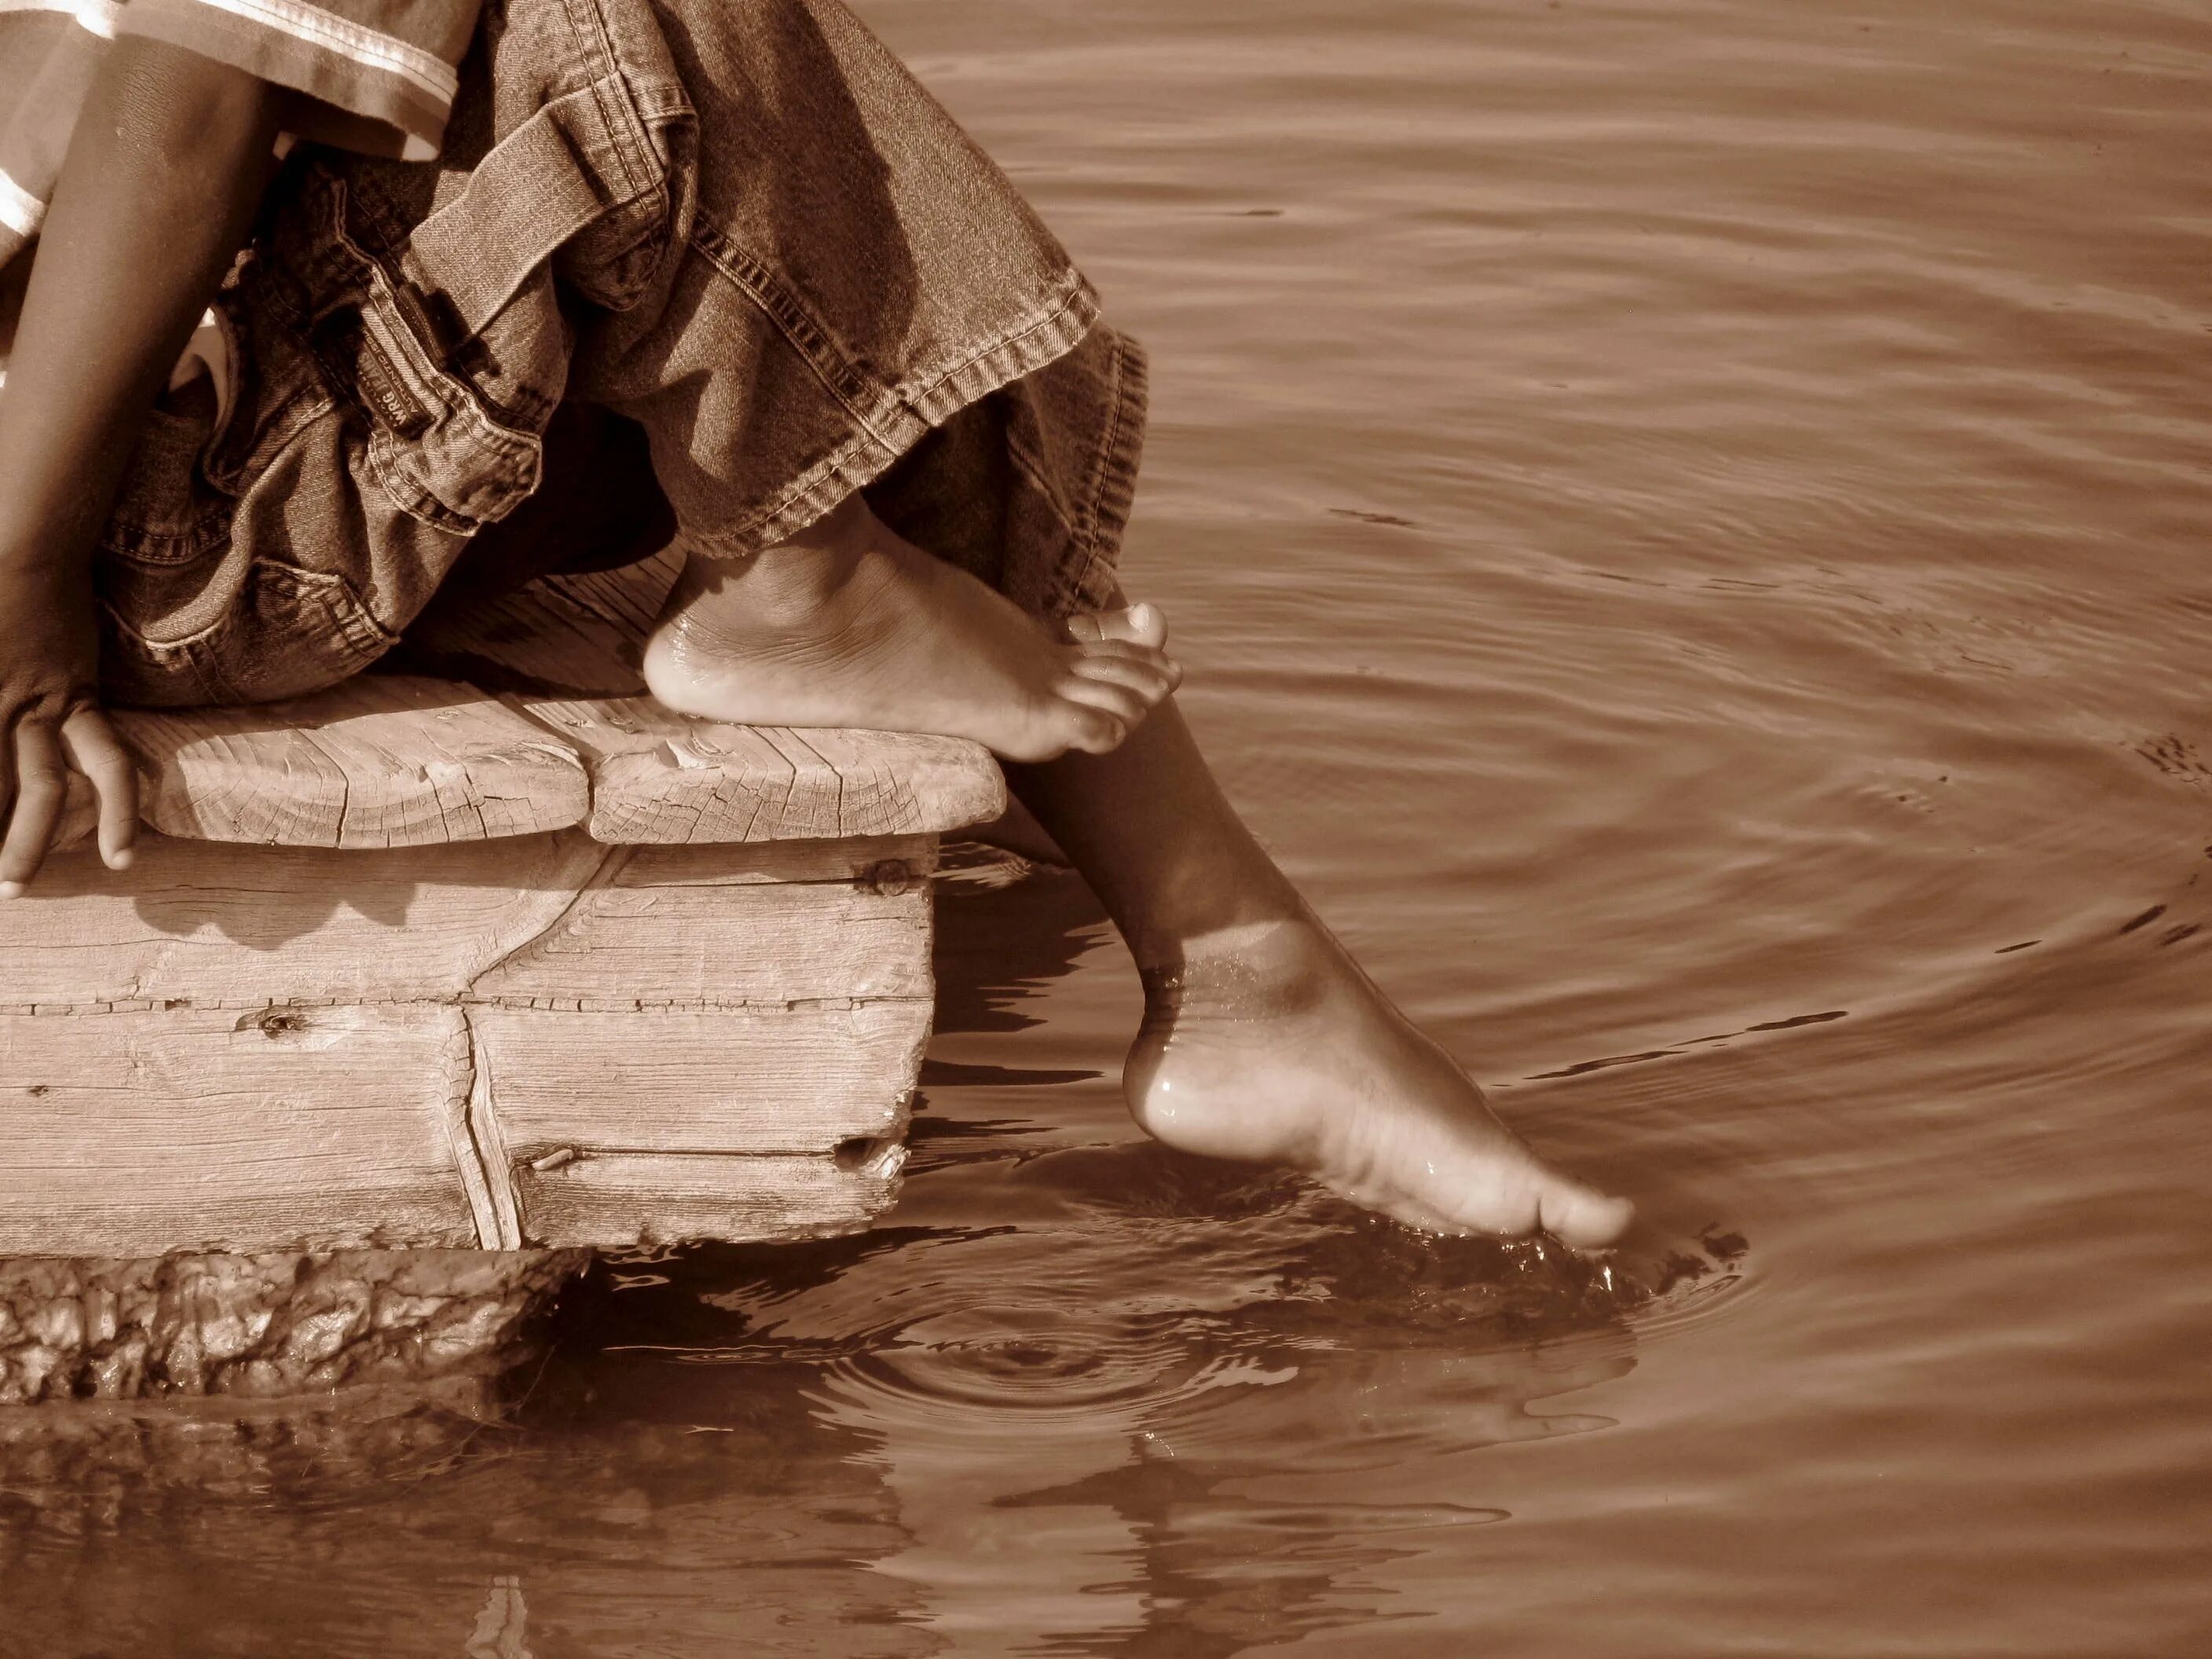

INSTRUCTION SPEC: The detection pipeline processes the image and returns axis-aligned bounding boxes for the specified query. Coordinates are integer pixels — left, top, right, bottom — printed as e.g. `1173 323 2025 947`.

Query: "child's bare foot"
1125 914 1635 1247
642 496 1181 761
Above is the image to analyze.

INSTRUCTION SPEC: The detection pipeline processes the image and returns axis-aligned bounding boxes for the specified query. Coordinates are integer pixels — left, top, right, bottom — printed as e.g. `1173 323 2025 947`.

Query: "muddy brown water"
5 2 2210 1653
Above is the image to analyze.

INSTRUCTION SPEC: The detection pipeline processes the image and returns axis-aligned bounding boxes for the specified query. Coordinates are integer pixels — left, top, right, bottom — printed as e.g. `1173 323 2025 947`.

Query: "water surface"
6 1 2210 1652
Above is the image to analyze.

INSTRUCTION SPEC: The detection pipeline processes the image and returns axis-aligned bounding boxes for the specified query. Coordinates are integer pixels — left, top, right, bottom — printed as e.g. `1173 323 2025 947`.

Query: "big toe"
1069 602 1170 651
1534 1179 1636 1251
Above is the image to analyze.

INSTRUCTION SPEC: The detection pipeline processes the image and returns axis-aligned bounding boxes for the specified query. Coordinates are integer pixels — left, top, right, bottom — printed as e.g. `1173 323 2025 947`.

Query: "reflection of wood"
3 560 1005 1284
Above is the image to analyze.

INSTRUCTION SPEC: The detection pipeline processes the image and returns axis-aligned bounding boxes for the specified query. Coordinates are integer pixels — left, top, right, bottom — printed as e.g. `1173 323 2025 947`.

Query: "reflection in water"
623 1178 1646 1655
556 861 1665 1657
464 1578 534 1659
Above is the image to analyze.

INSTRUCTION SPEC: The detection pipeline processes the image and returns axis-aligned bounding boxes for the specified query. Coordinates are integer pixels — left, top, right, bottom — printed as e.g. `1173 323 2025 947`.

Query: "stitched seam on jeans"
680 423 901 558
1057 331 1147 617
1082 331 1133 550
558 0 650 201
892 272 1097 421
684 223 907 452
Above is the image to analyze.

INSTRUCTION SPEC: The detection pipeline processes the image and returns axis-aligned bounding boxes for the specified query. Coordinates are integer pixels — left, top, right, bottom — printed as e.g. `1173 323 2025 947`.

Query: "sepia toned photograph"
0 0 2204 1652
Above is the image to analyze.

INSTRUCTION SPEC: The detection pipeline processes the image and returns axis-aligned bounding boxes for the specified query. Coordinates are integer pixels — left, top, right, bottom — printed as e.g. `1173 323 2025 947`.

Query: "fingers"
60 706 138 870
0 706 141 895
0 719 68 897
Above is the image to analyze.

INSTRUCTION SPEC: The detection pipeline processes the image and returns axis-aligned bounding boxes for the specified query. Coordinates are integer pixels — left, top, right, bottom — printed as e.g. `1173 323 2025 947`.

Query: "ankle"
672 499 883 632
1120 870 1309 977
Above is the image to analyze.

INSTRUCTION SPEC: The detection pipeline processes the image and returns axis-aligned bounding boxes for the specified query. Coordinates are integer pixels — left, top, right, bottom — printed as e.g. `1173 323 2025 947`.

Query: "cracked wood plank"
514 696 1005 844
0 1004 482 1255
514 1149 904 1247
467 878 932 1006
104 676 588 849
469 1003 925 1160
2 834 933 1010
0 823 933 1254
0 832 612 1008
426 546 1005 844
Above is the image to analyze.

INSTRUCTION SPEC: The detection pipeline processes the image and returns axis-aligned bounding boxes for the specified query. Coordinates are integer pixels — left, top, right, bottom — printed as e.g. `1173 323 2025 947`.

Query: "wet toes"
1534 1181 1636 1251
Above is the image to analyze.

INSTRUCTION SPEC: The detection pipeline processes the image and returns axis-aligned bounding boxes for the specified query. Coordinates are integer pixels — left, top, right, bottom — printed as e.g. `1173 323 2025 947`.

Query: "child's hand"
0 560 137 895
0 38 282 898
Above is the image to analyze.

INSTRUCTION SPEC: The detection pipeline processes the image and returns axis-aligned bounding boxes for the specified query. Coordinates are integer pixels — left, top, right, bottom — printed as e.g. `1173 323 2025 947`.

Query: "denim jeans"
94 0 1147 708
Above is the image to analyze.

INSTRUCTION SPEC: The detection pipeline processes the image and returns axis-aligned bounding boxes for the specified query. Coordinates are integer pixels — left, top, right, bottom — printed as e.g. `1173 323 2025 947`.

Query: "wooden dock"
0 551 1004 1402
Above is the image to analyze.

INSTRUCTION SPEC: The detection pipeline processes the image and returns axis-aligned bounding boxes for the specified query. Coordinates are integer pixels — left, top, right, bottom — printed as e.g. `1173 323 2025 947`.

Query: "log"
2 555 1006 1402
0 1250 585 1404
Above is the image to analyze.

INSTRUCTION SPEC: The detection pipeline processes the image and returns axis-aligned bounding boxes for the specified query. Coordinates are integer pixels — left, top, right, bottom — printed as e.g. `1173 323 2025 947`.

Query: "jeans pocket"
101 401 234 568
353 284 546 534
101 558 400 709
308 178 548 537
204 558 401 703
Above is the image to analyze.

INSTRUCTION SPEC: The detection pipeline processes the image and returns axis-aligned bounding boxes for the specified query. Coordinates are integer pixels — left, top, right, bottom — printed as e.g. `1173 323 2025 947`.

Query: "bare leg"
643 496 1181 763
1005 701 1635 1247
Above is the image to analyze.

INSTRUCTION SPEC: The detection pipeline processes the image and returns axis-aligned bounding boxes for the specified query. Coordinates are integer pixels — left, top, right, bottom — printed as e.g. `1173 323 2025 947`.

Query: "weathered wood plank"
0 832 611 1009
468 1003 925 1159
8 541 961 1264
112 676 588 849
467 881 932 1007
4 833 941 1009
0 1005 480 1255
512 696 1006 844
515 1148 903 1248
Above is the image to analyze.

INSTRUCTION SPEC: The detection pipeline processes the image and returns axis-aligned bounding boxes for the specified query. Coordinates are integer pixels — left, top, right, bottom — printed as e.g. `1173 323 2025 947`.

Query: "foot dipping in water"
644 496 1635 1249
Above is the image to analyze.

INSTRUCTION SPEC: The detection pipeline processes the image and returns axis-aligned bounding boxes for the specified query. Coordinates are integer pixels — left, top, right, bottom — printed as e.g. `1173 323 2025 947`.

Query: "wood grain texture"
467 1004 925 1160
0 832 610 1009
513 697 1006 844
0 1005 482 1255
467 881 932 1007
514 1148 905 1248
1 831 938 1010
402 547 1007 844
0 828 934 1254
5 562 958 1258
114 676 588 848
